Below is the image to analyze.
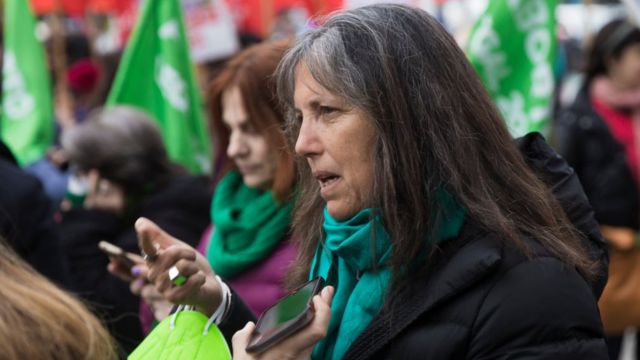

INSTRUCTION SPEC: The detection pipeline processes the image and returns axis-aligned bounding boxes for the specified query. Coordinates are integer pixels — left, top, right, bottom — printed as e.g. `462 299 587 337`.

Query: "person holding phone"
199 40 298 317
121 40 299 322
57 106 212 353
139 5 608 359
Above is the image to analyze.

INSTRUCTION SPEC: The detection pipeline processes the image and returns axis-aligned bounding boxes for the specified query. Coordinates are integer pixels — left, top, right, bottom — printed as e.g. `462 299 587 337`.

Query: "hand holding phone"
246 277 325 353
99 241 140 272
231 282 334 360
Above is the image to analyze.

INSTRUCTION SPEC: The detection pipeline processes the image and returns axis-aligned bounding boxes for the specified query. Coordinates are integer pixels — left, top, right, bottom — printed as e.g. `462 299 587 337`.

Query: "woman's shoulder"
461 231 606 358
445 221 598 298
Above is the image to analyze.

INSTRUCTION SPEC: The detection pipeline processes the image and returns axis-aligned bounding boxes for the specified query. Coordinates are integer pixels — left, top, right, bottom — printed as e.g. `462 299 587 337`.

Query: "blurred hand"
107 254 171 321
141 284 174 321
136 217 222 316
231 286 334 360
107 253 145 283
84 170 125 214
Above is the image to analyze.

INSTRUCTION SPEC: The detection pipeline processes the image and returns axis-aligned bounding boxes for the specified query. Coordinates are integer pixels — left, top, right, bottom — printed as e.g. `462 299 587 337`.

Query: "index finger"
136 217 163 260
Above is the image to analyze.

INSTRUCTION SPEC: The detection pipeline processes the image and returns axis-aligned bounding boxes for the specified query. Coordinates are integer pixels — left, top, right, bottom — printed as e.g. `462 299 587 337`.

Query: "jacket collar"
0 140 18 165
342 221 503 360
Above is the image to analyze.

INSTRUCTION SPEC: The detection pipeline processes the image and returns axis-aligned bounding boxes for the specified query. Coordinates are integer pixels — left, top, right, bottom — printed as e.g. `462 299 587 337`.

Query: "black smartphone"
98 240 137 270
246 276 325 353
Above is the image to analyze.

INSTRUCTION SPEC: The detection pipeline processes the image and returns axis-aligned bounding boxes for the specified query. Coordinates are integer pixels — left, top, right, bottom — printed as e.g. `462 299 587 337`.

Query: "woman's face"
222 86 278 190
608 43 640 89
293 63 376 220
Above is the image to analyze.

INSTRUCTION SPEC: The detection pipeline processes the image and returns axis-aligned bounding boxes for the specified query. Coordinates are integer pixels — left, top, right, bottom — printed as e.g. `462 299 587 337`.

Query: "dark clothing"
220 134 608 359
59 175 212 354
345 222 606 359
518 132 608 298
554 87 639 229
0 141 72 288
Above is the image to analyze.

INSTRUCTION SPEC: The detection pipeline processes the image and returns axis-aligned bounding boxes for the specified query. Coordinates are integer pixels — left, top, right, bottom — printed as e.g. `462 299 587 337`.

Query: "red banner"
226 0 343 36
30 0 131 15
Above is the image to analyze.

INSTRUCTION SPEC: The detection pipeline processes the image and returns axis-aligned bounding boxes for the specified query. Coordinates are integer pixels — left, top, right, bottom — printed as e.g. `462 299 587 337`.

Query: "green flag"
107 0 210 173
1 0 53 165
466 0 557 137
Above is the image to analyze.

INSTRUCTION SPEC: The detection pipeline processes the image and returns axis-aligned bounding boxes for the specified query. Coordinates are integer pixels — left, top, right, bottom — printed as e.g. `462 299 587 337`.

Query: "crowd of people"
3 3 640 359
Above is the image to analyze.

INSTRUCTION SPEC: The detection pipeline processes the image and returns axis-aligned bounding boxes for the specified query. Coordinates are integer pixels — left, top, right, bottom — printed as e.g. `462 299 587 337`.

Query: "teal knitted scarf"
310 191 465 360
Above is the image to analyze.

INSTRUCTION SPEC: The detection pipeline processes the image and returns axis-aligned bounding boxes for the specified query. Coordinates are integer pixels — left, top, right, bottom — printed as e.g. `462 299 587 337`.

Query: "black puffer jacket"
59 175 212 354
220 134 608 359
0 141 72 288
554 87 639 229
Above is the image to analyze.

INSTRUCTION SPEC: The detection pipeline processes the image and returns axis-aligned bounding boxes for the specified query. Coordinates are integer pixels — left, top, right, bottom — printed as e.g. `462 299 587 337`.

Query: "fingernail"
131 266 143 277
133 278 145 288
135 217 146 229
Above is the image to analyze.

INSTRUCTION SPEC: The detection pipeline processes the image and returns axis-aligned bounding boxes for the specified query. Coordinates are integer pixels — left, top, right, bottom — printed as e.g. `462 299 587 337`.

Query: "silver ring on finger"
168 265 187 286
142 250 157 263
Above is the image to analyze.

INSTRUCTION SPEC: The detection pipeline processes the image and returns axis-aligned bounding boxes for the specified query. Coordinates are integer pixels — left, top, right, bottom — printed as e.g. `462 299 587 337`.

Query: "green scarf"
206 171 293 278
310 191 465 360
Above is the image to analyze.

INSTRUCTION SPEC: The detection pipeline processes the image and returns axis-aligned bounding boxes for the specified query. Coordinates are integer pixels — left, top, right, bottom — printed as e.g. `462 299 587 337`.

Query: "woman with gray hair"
58 105 212 354
140 4 608 359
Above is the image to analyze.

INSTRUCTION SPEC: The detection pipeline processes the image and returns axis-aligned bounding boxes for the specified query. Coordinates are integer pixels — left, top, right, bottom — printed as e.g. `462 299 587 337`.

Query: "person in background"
0 140 72 288
117 41 298 321
554 18 640 359
0 237 116 359
26 57 103 205
201 40 297 316
58 106 211 353
140 5 608 359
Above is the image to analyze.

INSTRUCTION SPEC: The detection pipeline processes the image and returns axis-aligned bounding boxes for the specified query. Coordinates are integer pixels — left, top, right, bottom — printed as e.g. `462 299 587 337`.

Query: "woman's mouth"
314 171 341 191
238 165 258 174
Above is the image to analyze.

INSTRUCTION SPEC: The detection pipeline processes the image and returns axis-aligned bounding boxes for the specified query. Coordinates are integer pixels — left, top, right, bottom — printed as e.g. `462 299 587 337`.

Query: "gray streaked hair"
61 105 178 193
276 4 596 288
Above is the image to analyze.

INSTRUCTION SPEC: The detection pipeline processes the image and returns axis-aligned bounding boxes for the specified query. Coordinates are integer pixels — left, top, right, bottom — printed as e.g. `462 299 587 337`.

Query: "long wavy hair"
276 4 596 287
0 238 117 359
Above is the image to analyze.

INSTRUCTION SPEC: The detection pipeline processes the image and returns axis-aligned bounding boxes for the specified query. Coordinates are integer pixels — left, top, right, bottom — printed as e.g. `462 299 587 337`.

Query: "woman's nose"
295 119 322 157
227 132 248 158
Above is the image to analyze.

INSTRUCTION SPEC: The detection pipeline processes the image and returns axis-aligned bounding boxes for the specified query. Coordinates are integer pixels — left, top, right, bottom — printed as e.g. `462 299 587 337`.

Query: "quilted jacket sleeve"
467 256 608 360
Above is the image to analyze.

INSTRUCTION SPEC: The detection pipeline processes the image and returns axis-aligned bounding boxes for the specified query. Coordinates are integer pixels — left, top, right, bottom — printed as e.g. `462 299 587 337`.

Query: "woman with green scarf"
139 5 607 360
126 40 298 323
198 40 297 316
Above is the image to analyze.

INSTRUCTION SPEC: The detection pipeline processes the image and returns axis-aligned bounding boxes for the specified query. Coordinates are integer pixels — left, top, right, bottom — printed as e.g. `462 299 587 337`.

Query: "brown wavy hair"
0 238 117 359
208 40 295 202
276 4 597 287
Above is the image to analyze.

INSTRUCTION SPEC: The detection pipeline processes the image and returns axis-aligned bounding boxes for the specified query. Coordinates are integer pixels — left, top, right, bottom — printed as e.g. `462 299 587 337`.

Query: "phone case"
98 241 136 268
246 277 324 353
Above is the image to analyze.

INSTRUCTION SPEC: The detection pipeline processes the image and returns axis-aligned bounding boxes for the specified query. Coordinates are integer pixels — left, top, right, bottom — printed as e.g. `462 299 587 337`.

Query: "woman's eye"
241 123 258 134
318 106 337 115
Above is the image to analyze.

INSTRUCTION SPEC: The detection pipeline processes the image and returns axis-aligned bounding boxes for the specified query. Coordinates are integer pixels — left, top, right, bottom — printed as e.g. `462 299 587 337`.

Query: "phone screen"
247 277 324 352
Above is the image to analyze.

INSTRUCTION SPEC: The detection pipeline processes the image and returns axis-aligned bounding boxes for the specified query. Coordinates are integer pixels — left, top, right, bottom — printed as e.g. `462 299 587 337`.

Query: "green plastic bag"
129 306 231 360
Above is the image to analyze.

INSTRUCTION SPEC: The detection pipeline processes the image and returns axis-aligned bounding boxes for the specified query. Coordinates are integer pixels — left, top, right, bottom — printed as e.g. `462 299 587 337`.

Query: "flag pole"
50 0 74 130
